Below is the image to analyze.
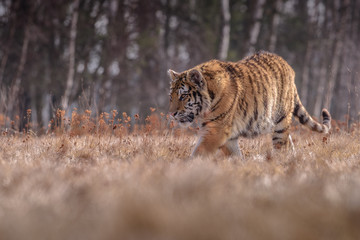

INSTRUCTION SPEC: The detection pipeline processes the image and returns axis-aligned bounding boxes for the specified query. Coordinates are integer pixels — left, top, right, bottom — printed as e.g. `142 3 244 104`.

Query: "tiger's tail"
293 93 331 133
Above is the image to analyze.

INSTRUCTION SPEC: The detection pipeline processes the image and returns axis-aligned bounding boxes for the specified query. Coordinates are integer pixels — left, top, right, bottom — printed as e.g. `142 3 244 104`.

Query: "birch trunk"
164 0 171 56
324 36 343 111
353 50 360 122
41 61 52 127
350 0 360 121
268 0 282 52
246 0 266 55
313 44 328 118
61 0 80 111
324 0 350 111
300 41 313 107
218 0 231 60
313 1 330 117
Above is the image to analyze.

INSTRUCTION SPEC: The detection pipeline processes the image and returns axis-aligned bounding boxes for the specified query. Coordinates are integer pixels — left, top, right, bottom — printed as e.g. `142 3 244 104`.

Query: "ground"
0 113 359 240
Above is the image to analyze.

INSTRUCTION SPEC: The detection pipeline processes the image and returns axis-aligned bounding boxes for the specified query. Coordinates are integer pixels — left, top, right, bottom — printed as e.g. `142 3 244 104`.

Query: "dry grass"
0 111 360 240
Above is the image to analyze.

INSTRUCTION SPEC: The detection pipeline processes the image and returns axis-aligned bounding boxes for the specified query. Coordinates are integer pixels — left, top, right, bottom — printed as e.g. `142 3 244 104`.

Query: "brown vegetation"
0 110 360 240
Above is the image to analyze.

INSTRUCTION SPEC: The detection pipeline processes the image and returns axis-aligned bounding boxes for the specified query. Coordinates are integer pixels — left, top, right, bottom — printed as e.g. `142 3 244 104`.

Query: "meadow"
0 110 360 240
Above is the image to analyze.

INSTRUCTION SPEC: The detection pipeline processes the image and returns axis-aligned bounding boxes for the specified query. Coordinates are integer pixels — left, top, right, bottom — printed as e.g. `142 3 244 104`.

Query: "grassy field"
0 111 360 240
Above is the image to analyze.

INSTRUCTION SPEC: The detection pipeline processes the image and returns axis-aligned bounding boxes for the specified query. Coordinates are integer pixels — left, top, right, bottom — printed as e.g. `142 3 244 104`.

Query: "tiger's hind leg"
272 114 293 150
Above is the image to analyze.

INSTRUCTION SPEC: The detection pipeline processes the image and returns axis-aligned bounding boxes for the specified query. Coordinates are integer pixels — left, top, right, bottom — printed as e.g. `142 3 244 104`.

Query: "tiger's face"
168 68 209 127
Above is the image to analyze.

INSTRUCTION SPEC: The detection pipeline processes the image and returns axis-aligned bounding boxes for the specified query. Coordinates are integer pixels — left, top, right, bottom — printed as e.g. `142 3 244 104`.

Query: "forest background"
0 0 359 129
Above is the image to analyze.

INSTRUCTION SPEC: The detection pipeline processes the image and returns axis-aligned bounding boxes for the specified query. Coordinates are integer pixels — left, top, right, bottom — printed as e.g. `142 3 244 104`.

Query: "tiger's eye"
179 94 187 101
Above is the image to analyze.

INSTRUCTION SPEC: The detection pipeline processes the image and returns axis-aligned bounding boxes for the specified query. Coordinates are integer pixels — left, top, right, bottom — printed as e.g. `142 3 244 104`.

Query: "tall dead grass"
0 109 360 240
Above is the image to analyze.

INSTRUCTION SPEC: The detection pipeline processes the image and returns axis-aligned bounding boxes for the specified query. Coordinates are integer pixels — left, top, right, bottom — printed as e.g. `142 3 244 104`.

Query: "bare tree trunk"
246 0 266 55
268 0 282 52
0 24 16 86
324 36 343 111
163 0 171 56
62 0 80 111
41 61 51 127
324 0 350 111
313 1 330 117
30 84 38 125
300 41 313 107
313 44 328 118
336 0 360 122
353 51 360 122
218 0 231 60
0 0 20 86
97 1 121 113
350 0 360 121
7 25 30 118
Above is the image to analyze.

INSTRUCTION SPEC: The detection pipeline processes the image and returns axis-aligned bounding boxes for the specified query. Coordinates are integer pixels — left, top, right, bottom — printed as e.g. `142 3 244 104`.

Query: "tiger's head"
168 68 211 127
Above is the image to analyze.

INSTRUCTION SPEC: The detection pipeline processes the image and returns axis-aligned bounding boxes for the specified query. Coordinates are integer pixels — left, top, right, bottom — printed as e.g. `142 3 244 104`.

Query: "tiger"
168 51 331 157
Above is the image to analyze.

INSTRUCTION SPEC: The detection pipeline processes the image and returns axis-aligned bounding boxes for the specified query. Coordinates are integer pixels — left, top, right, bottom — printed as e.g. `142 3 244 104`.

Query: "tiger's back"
168 51 331 156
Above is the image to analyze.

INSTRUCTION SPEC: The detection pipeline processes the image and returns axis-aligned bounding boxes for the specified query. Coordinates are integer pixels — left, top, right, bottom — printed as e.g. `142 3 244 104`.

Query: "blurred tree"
0 0 360 129
268 0 282 52
62 0 80 111
245 0 266 55
218 0 231 60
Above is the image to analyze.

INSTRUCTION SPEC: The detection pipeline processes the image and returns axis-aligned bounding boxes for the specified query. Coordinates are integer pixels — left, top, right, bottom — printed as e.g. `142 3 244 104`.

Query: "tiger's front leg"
191 125 229 157
191 136 225 156
220 138 243 158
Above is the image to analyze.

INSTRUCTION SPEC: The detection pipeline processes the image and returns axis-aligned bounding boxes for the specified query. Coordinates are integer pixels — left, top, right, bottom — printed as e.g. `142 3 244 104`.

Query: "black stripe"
253 55 271 80
209 77 239 123
245 66 256 96
293 103 300 116
232 66 248 119
253 97 258 121
322 110 330 121
247 61 270 121
275 114 285 124
225 64 241 80
208 90 215 101
274 126 289 134
271 59 285 102
197 92 203 105
246 61 262 95
246 117 254 131
299 114 309 124
209 113 225 122
262 57 277 78
211 97 222 112
242 100 248 118
233 65 245 79
262 82 268 113
209 100 235 122
230 131 248 140
251 57 271 114
202 71 216 82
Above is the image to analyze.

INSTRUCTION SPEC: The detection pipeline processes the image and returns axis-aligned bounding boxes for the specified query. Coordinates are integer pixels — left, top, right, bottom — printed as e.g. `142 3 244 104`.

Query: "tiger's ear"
168 69 180 81
188 69 204 88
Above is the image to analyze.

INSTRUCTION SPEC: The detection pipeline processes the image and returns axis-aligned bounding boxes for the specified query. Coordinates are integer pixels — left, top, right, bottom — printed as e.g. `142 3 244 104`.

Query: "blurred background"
0 0 359 129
